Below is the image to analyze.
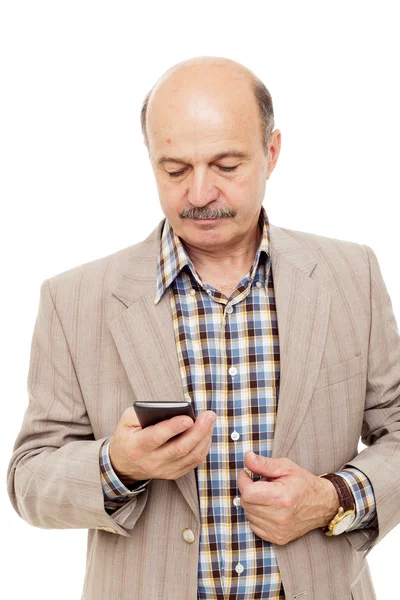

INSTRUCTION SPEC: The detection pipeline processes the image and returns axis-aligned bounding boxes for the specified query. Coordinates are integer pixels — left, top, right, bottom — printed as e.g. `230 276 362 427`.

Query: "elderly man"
7 56 400 600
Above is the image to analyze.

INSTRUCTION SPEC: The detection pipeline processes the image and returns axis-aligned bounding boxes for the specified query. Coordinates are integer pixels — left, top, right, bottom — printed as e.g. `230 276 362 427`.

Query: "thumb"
244 451 286 477
121 406 142 429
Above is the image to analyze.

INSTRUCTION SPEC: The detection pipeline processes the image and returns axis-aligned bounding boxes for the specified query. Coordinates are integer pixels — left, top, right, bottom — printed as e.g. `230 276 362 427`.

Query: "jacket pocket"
314 353 364 391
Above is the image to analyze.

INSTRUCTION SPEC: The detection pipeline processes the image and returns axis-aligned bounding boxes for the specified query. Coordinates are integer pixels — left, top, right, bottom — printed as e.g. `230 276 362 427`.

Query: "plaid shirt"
100 206 377 599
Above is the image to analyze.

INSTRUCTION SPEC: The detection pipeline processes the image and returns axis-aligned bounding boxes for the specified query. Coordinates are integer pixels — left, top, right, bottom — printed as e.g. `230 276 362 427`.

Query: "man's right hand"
108 406 217 484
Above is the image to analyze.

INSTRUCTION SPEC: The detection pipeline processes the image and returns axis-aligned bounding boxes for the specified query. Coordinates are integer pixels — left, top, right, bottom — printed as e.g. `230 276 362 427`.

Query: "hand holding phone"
108 402 216 485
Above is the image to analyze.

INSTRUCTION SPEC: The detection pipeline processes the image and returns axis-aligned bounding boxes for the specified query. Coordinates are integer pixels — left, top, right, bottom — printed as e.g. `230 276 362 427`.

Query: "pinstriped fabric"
99 206 377 598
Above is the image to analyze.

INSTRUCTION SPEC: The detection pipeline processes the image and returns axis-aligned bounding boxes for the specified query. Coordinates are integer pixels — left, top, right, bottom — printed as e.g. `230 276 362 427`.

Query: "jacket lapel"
109 218 332 523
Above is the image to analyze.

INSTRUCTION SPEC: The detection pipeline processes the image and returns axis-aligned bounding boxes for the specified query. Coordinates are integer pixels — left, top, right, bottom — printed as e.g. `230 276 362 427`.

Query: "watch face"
333 513 355 535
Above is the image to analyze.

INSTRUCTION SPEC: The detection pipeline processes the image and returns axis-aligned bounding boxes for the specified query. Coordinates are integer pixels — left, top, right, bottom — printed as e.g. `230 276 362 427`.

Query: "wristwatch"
318 473 356 536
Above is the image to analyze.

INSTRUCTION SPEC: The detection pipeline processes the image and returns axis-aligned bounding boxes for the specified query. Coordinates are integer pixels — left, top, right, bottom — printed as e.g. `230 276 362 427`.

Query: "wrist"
108 439 142 486
318 476 341 528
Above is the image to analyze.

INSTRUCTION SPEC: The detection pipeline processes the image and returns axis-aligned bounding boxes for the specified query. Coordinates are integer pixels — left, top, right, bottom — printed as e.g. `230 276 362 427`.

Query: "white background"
1 2 399 598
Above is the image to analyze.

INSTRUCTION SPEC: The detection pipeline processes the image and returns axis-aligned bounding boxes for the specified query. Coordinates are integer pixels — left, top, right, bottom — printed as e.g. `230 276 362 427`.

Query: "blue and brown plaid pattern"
100 436 150 512
100 205 377 598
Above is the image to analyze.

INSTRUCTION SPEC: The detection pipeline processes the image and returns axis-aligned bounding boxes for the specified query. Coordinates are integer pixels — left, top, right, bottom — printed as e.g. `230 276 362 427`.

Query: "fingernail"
206 412 216 423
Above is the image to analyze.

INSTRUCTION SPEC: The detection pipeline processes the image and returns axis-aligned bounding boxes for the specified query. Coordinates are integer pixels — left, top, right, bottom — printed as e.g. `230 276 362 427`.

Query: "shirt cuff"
334 466 378 531
100 437 151 509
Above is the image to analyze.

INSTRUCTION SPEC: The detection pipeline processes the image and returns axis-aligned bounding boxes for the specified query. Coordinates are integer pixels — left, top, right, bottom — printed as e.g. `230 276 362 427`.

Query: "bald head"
142 56 281 259
140 56 274 155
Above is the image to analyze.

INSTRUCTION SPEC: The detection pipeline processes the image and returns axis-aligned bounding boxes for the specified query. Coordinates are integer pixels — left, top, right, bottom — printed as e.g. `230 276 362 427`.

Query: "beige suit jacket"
7 218 400 600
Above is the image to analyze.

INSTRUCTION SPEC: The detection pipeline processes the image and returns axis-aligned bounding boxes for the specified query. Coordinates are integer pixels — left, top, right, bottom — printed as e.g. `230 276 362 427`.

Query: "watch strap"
320 473 355 512
125 478 151 491
319 473 356 535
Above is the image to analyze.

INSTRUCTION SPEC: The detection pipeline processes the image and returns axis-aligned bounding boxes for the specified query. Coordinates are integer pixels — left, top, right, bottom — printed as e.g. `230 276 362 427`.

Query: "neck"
181 218 262 276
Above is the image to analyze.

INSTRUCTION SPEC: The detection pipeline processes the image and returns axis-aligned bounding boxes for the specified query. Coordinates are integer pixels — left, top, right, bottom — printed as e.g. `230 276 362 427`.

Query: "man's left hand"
237 451 340 546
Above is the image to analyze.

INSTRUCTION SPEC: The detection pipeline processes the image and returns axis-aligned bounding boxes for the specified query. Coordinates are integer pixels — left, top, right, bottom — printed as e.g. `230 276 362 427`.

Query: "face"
146 68 281 254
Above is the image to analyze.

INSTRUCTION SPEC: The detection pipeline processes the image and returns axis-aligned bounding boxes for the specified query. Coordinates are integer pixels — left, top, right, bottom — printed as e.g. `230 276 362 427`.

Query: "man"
7 56 400 600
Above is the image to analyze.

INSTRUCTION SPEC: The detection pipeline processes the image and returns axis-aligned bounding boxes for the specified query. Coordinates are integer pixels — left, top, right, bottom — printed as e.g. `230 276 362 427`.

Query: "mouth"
191 216 222 221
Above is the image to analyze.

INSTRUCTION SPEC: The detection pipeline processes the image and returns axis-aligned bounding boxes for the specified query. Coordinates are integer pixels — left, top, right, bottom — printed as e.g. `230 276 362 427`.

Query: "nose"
187 166 219 207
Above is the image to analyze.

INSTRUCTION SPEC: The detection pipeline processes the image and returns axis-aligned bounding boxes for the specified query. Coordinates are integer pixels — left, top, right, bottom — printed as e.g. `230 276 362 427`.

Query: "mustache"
181 207 236 219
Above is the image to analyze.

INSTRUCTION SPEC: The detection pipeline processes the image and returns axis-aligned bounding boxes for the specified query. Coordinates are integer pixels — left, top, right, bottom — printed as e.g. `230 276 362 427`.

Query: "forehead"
147 77 262 157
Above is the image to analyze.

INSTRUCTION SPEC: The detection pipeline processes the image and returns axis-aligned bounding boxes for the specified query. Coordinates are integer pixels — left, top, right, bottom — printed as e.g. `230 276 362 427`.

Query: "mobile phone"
133 401 196 429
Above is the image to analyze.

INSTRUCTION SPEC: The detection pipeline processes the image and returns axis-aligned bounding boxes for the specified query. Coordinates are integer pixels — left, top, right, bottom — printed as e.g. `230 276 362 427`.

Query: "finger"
239 475 283 505
156 410 215 462
244 452 292 477
156 410 216 461
244 510 269 530
248 521 270 542
139 414 196 451
174 420 215 468
238 467 254 495
120 406 142 428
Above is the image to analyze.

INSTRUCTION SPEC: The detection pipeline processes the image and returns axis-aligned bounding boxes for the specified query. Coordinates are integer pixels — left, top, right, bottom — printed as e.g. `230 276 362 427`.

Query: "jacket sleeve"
338 244 400 557
6 278 149 537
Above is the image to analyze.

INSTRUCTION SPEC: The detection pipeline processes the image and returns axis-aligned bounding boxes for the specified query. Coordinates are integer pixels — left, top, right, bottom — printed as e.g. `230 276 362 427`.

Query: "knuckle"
241 490 251 504
176 417 192 432
147 428 164 447
280 495 291 509
280 494 293 508
190 448 204 465
275 513 287 526
274 534 287 546
173 443 189 460
282 457 293 470
199 417 212 433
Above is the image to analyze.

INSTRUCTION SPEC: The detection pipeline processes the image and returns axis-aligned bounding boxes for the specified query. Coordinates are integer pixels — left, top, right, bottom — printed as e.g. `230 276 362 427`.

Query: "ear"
266 129 281 180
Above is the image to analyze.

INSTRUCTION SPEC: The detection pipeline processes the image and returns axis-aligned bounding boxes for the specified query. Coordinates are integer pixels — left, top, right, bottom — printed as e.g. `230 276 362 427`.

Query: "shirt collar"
154 205 271 305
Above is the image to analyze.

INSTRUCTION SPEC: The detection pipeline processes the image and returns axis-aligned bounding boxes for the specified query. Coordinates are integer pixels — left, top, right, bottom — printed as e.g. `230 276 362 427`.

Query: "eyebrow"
157 150 251 166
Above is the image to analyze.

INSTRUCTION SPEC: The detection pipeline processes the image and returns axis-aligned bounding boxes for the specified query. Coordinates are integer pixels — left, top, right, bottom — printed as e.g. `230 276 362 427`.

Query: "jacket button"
182 528 195 543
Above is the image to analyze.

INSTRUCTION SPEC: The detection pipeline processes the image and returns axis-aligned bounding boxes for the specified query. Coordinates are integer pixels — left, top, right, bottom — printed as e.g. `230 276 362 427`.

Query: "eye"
218 166 238 172
167 165 238 178
168 169 186 178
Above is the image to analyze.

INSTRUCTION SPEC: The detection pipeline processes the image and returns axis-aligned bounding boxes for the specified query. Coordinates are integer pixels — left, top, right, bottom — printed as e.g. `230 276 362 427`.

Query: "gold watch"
318 473 356 536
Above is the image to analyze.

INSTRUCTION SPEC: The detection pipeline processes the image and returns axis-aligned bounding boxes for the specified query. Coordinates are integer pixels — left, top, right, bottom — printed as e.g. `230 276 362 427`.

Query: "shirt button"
206 289 212 295
182 528 195 543
256 281 263 288
190 288 196 295
231 431 240 441
235 563 245 574
233 496 241 507
226 305 233 314
229 366 237 376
